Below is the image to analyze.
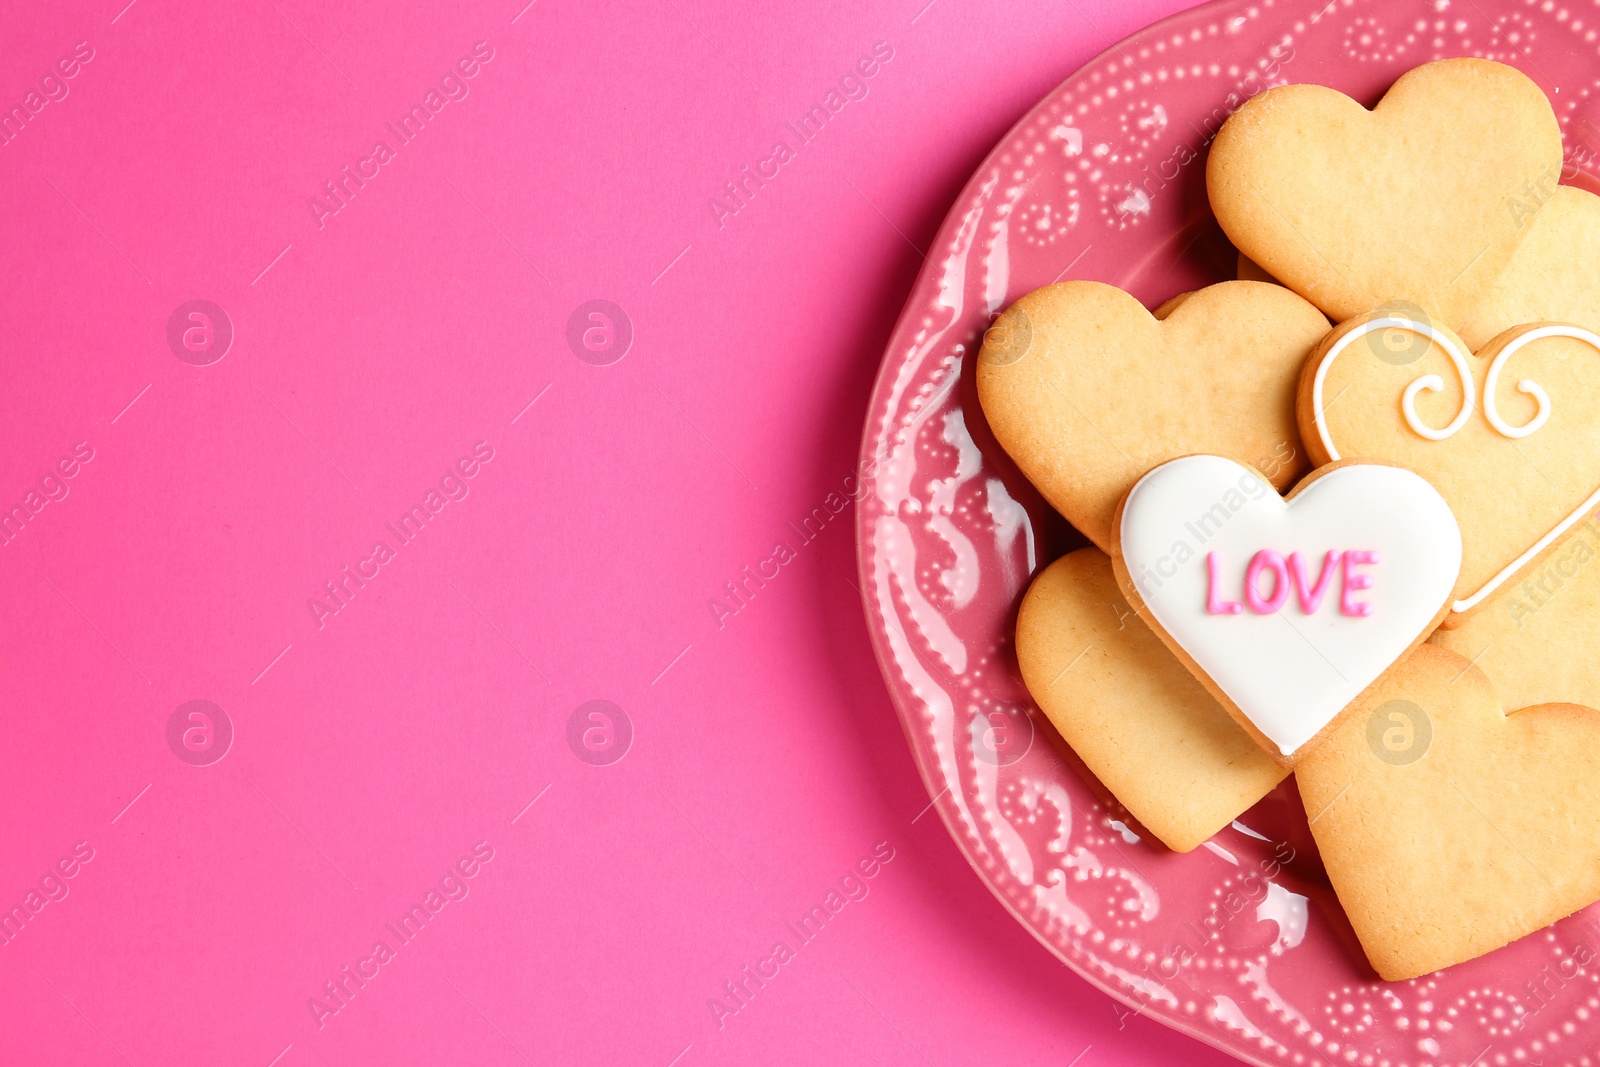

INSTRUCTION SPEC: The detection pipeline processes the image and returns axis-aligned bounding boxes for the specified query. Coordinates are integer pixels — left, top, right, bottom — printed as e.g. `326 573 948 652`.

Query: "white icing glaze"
1311 317 1600 615
1120 456 1461 757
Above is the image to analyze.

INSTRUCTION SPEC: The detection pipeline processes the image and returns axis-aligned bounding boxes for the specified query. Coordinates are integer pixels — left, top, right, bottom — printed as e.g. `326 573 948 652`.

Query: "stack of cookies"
978 58 1600 982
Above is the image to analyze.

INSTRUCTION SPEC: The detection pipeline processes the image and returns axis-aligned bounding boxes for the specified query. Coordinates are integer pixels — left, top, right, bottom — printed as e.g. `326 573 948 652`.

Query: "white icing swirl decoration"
1480 323 1600 438
1311 315 1475 459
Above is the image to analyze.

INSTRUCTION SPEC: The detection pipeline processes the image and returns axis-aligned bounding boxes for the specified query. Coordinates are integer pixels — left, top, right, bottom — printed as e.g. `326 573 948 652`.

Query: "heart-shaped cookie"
1016 548 1286 852
1431 510 1600 711
1296 643 1600 981
977 280 1329 551
1299 311 1600 623
1208 58 1563 330
1459 184 1600 348
1112 455 1461 762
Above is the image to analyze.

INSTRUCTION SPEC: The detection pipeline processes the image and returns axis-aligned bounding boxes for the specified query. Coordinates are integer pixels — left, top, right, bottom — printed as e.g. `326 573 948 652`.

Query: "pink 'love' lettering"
1204 550 1380 617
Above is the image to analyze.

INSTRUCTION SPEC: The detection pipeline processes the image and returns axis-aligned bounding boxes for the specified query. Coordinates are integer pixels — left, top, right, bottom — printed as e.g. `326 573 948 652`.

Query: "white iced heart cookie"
1111 456 1462 762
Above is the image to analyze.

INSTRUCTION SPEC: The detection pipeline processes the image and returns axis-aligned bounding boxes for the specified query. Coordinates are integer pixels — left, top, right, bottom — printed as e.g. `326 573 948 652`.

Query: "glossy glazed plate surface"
854 1 1600 1062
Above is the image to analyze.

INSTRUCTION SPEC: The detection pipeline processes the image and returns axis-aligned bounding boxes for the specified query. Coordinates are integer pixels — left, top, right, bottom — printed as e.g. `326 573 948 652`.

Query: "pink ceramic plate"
855 1 1600 1063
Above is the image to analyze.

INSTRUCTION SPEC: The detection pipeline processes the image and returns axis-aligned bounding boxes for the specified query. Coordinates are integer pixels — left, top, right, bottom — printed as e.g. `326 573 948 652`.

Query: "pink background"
0 0 1230 1064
